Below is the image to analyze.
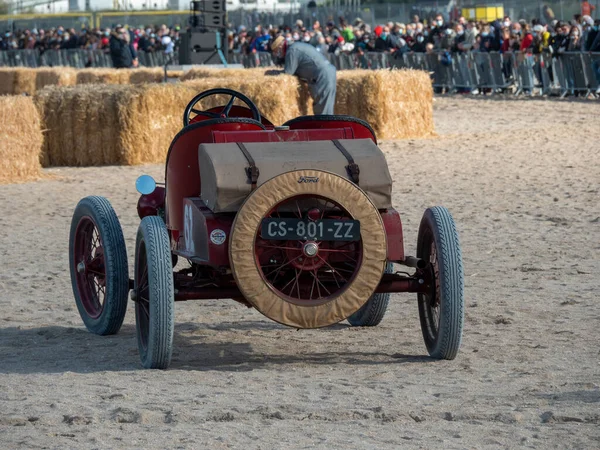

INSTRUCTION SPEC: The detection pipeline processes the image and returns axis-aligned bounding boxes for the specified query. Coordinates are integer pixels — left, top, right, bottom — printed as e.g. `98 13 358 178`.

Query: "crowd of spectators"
0 25 181 59
3 12 600 57
229 13 600 94
227 13 600 57
1 11 600 69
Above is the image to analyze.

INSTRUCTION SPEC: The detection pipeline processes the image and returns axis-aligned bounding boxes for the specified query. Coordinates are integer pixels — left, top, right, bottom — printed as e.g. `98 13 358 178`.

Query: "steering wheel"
183 88 262 127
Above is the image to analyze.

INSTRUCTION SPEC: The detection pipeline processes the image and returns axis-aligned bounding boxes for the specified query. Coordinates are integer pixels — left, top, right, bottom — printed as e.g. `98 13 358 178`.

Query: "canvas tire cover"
229 169 387 328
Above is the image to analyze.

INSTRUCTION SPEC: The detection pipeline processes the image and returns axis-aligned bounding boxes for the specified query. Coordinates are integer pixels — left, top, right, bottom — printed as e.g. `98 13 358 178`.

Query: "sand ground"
1 97 599 449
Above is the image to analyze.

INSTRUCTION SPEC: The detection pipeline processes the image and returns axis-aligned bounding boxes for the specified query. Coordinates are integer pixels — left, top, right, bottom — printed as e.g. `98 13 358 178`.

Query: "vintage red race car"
69 88 464 369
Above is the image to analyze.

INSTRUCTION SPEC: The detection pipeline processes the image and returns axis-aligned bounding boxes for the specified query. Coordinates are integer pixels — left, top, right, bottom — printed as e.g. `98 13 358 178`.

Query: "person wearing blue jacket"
249 30 271 53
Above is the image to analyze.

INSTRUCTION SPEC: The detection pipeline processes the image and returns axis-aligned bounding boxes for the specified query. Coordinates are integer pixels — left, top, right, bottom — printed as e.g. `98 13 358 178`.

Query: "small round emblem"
210 229 227 245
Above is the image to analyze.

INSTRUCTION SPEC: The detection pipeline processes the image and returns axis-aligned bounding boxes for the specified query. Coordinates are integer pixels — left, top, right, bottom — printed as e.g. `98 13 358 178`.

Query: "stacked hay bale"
33 68 433 167
35 74 301 166
183 74 301 123
76 68 183 86
129 68 165 84
35 84 141 166
166 70 184 79
0 68 37 95
0 68 17 95
297 82 313 116
0 96 43 183
0 67 185 94
180 67 269 81
128 68 183 84
336 69 434 139
35 68 77 91
180 67 433 137
75 68 130 85
181 68 313 118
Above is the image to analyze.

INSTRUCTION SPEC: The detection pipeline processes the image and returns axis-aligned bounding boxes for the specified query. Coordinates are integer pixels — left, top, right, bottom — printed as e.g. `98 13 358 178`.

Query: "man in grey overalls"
270 36 337 115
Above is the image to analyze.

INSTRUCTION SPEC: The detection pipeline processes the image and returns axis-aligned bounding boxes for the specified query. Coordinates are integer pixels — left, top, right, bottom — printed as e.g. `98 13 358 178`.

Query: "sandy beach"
1 96 599 449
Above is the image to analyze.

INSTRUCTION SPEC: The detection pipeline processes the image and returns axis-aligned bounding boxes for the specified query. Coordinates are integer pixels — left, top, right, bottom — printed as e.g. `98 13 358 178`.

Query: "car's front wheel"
69 196 129 336
134 216 175 369
417 206 464 360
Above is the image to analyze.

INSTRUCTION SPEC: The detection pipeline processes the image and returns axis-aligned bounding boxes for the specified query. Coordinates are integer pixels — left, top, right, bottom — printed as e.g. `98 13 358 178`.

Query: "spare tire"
229 170 387 328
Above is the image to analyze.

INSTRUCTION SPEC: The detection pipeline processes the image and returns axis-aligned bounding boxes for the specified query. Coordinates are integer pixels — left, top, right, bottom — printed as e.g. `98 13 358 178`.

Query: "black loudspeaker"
191 0 225 13
179 31 230 65
181 0 228 64
189 31 219 51
189 51 226 64
189 0 226 29
200 13 227 28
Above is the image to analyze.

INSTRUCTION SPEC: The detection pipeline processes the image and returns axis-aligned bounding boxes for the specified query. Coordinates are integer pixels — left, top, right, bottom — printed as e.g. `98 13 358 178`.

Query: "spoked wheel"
255 196 363 305
417 206 464 360
347 262 393 327
69 196 129 335
230 170 387 329
134 216 174 369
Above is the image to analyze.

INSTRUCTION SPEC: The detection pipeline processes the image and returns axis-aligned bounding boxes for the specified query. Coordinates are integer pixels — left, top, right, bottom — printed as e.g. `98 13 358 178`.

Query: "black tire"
69 196 129 335
347 263 393 327
417 206 464 360
134 216 175 369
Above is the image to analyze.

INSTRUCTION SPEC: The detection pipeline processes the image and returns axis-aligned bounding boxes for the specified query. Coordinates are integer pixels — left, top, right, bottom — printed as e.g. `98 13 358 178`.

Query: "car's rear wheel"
134 216 175 369
229 170 387 329
417 206 464 360
69 196 129 335
347 262 393 327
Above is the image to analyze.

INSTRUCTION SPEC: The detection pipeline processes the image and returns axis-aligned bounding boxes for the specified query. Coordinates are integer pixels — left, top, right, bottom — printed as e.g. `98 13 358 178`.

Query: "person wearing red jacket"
520 25 534 52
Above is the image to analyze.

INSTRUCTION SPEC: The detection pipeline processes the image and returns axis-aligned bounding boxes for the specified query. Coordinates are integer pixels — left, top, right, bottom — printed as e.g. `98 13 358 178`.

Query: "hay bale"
128 68 183 84
166 70 183 79
129 68 165 84
33 87 54 167
76 69 130 85
182 75 301 125
335 69 434 139
34 76 302 166
0 68 38 95
13 68 38 95
35 85 138 166
34 69 433 167
179 68 433 138
180 67 269 81
0 96 43 183
298 81 314 116
180 67 314 117
0 68 17 95
129 77 300 162
34 83 190 166
35 68 77 91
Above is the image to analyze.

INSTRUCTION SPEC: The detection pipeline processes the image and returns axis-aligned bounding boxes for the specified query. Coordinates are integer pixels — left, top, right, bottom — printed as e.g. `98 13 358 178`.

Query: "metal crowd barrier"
0 48 176 69
235 50 600 97
0 49 40 67
1 48 599 96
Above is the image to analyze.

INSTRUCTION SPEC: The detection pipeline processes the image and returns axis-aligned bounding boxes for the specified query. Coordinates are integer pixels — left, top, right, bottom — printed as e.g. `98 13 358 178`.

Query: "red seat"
211 127 354 143
189 105 275 129
283 115 377 144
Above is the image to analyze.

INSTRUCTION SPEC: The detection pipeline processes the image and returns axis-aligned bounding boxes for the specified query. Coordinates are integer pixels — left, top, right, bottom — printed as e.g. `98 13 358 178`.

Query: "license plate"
261 219 360 241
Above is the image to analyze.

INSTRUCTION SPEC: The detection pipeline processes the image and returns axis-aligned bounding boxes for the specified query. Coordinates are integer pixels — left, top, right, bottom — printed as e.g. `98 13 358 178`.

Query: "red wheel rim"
254 195 363 306
73 216 106 319
135 240 150 351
